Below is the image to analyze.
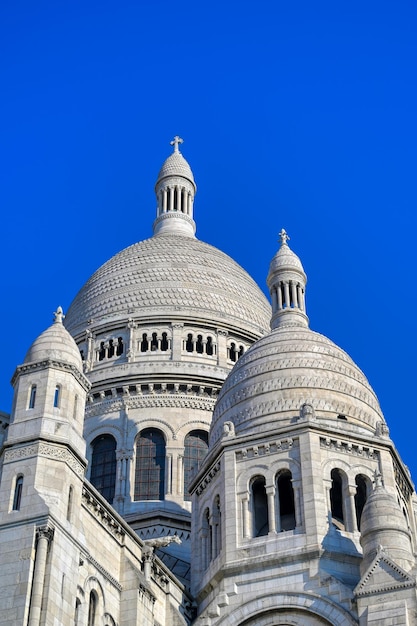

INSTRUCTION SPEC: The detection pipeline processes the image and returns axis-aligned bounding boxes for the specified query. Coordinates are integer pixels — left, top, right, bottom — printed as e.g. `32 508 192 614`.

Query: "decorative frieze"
196 462 221 496
235 437 296 461
4 442 85 478
82 485 125 540
320 437 379 460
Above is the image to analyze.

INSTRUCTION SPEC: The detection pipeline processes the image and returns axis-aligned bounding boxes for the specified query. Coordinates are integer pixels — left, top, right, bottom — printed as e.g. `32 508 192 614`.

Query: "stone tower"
190 233 417 625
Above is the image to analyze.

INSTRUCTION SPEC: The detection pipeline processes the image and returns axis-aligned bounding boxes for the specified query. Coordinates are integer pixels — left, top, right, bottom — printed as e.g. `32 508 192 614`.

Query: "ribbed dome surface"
156 151 195 185
64 234 271 336
268 242 305 274
211 325 384 445
25 317 82 369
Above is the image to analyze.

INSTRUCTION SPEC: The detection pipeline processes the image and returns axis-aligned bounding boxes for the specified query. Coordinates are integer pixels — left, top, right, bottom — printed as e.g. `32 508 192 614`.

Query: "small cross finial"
170 136 183 153
53 306 65 324
279 228 290 246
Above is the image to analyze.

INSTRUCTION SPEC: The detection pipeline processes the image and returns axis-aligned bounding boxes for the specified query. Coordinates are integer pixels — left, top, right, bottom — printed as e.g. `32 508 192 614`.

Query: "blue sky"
1 1 416 481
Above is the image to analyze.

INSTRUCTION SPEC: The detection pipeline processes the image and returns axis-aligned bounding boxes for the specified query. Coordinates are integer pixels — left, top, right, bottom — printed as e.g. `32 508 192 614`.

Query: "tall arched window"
202 507 211 568
277 470 296 531
135 429 166 500
213 495 221 558
252 476 269 537
355 474 369 530
53 385 61 408
183 430 209 500
330 468 345 530
88 591 97 626
12 475 23 511
90 435 117 503
28 385 37 409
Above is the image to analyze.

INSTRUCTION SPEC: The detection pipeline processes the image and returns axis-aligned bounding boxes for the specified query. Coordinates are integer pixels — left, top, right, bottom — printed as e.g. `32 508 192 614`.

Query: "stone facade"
0 140 416 624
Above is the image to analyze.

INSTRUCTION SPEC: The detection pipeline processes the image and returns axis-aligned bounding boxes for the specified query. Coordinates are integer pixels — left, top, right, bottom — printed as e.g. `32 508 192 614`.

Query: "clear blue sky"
1 1 416 481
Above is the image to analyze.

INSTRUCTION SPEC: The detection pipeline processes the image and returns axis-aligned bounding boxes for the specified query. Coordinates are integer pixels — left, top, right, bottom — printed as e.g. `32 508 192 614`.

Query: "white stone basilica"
0 138 416 625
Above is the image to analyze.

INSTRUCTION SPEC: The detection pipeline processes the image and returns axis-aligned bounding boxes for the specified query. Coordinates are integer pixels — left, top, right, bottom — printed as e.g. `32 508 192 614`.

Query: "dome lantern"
153 136 197 237
267 229 308 330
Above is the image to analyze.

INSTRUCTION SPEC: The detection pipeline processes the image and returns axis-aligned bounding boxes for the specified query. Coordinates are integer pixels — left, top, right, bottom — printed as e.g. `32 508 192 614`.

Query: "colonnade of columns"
159 186 193 215
270 280 305 312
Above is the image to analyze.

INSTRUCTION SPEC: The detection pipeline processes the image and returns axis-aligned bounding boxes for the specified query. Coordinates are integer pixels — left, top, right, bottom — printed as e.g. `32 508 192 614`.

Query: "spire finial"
53 306 65 324
170 136 183 153
279 228 290 247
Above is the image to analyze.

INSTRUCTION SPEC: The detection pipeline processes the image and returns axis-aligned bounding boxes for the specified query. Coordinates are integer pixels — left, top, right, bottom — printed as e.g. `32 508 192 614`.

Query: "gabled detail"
354 546 416 597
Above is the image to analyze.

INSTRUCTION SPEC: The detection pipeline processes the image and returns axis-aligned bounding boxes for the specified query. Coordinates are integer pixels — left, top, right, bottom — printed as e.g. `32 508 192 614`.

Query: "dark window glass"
29 385 37 409
88 591 97 626
278 470 296 530
13 475 23 510
183 430 208 500
355 474 368 530
252 476 269 537
135 429 165 500
90 435 117 503
330 468 345 529
53 385 60 408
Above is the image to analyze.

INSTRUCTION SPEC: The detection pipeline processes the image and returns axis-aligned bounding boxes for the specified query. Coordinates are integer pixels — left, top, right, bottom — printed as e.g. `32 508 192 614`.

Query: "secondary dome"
24 307 82 370
210 325 384 445
210 232 385 446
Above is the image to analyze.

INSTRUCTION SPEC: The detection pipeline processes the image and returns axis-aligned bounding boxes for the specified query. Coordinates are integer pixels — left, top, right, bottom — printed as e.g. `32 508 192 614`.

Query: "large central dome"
64 233 271 336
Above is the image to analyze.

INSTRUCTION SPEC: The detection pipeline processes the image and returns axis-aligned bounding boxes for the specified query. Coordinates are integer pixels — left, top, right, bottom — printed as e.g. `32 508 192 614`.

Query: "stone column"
347 484 358 532
171 323 183 361
284 282 290 308
293 480 303 528
126 318 136 362
28 526 54 626
266 486 276 534
216 329 228 367
242 495 251 539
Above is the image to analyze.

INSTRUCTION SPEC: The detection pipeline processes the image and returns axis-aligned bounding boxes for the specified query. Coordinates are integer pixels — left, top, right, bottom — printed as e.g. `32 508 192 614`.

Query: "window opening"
135 429 166 500
355 474 368 530
229 343 237 362
278 470 296 530
98 342 106 361
186 333 194 352
206 336 213 355
116 337 123 356
90 435 117 503
161 332 169 351
151 332 158 351
183 430 209 500
88 591 97 626
238 345 244 359
67 485 73 521
28 385 37 409
140 333 149 352
13 475 23 511
108 339 115 358
196 335 204 354
252 476 269 537
330 468 345 529
53 385 61 408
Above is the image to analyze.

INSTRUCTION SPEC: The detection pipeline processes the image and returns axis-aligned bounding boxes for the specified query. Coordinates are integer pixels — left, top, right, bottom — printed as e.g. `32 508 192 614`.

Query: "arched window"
183 430 209 500
355 474 369 530
12 475 23 511
67 485 73 521
151 332 158 351
202 507 211 568
53 385 61 408
277 470 296 531
74 598 81 626
90 435 117 503
196 335 204 354
116 337 123 356
186 333 194 352
140 333 149 352
135 429 166 500
88 591 97 626
108 339 115 358
229 343 237 362
28 385 37 409
161 332 169 351
206 336 214 356
252 476 269 537
213 495 221 558
330 468 345 530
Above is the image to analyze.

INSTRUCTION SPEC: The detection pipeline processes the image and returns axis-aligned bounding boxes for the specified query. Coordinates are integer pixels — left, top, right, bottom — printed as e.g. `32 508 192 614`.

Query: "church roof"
24 307 83 369
64 234 271 336
211 315 384 445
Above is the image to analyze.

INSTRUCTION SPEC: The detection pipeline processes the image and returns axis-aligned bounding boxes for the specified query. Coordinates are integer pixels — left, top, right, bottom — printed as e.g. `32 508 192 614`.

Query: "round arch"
212 591 358 626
